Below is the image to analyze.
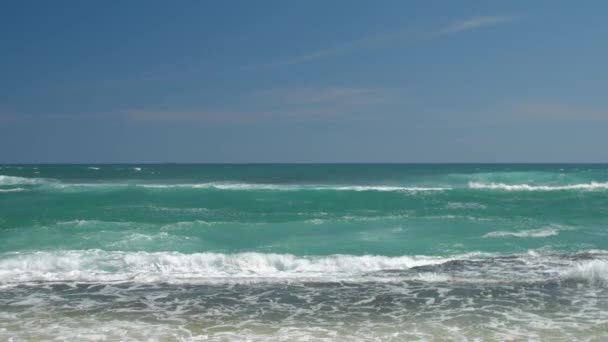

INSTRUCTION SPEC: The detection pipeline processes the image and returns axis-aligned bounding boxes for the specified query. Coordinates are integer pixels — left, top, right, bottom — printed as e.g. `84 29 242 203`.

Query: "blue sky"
1 1 607 163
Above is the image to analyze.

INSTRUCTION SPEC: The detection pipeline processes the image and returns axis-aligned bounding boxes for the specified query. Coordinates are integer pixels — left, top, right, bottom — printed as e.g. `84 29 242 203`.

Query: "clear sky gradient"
1 1 607 163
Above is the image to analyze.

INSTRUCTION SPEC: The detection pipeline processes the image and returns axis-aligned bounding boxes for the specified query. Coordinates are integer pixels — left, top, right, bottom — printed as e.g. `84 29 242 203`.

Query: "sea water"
1 164 608 341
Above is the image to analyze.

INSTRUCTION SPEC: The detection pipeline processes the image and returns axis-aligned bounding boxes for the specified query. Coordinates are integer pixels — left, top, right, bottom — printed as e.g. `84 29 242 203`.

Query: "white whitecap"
0 250 455 285
561 260 608 284
0 188 26 192
446 202 487 210
0 175 46 186
483 228 561 239
138 182 450 192
414 272 451 282
469 181 608 191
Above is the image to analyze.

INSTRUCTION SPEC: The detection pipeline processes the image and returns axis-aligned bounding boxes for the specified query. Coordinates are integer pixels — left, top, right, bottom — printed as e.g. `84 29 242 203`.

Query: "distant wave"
483 228 560 238
0 175 451 192
138 183 450 192
5 173 608 193
34 182 452 193
0 175 46 186
469 181 608 191
0 187 26 192
446 202 487 210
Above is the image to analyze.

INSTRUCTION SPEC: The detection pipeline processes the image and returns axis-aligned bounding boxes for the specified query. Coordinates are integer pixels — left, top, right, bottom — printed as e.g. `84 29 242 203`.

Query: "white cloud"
127 86 400 123
275 16 515 66
126 110 273 123
435 16 515 36
250 86 394 106
278 30 414 65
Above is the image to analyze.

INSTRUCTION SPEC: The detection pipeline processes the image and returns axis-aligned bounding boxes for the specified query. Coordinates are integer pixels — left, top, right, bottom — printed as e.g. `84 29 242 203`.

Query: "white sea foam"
0 313 593 342
3 251 608 341
87 166 100 170
469 181 608 191
0 250 454 284
2 249 605 287
413 272 451 282
483 228 561 239
0 175 46 186
52 183 131 189
23 179 608 192
446 202 487 210
0 176 450 192
561 260 608 284
139 183 449 192
0 188 26 192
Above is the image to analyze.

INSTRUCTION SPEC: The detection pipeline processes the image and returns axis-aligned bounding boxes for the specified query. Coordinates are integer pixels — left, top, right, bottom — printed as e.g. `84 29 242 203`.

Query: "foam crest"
561 260 608 284
0 187 26 192
0 175 46 186
0 250 452 284
483 228 560 238
140 183 449 192
469 181 608 191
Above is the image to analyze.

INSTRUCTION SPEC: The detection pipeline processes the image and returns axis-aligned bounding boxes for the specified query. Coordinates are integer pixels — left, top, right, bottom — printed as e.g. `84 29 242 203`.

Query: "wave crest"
139 183 449 192
0 188 26 192
469 181 608 191
483 227 561 239
0 175 46 186
0 250 452 284
561 260 608 284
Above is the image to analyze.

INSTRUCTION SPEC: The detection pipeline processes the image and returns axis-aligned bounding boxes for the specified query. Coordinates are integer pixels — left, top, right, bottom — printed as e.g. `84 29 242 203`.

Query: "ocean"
1 164 608 341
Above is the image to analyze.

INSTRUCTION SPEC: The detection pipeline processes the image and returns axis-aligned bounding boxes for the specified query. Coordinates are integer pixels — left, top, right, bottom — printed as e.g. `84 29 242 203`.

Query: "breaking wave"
483 227 562 238
3 250 607 286
0 175 47 186
138 183 449 192
0 250 455 284
469 181 608 191
561 260 608 284
0 187 26 192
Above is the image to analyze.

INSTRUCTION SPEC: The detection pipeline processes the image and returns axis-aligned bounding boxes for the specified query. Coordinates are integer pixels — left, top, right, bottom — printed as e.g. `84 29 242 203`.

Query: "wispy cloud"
127 86 400 123
1 86 399 124
278 30 414 65
513 103 608 121
1 110 138 123
126 110 274 123
249 86 394 106
275 16 515 66
434 16 515 36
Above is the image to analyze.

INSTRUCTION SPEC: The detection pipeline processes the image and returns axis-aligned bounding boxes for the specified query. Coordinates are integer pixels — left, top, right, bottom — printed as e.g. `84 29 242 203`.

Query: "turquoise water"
1 164 608 340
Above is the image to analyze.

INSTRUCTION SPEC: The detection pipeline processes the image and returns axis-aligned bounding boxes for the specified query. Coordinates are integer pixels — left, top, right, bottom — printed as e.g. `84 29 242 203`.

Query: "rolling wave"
0 175 46 186
483 226 566 238
2 250 607 286
3 173 608 193
0 250 457 284
138 183 449 192
469 181 608 191
561 259 608 284
0 175 450 192
0 188 26 192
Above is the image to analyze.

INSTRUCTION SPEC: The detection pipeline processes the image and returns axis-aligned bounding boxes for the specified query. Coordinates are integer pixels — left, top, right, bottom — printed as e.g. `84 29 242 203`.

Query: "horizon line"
2 162 608 166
